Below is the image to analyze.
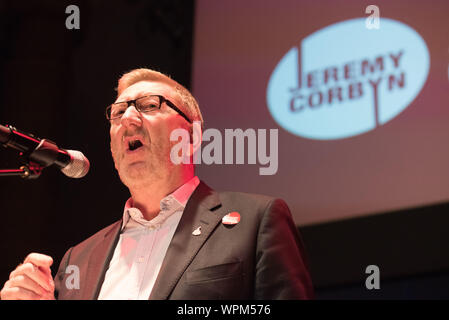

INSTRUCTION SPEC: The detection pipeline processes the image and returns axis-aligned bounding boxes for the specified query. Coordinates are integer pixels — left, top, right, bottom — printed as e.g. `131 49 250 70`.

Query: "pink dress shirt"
98 176 200 300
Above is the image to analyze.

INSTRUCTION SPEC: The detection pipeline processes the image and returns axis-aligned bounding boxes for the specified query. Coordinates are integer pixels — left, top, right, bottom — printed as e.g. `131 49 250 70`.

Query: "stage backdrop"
192 0 449 226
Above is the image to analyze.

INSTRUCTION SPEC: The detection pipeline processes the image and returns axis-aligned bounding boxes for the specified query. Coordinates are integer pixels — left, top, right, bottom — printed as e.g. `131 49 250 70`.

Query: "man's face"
109 80 189 189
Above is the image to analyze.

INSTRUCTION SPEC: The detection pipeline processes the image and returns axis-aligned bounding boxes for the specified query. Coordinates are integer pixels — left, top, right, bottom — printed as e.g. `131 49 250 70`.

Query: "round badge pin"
222 212 241 225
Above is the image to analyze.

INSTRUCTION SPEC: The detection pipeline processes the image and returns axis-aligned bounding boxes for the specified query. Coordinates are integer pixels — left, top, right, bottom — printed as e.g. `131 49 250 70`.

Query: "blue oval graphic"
266 18 430 140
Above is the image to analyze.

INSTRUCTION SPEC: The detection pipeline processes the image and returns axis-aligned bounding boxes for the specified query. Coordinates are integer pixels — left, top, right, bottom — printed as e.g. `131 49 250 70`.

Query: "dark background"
0 0 448 299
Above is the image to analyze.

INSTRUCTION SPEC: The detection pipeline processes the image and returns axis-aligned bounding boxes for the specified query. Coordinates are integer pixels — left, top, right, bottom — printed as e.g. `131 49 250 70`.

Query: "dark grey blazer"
54 181 314 299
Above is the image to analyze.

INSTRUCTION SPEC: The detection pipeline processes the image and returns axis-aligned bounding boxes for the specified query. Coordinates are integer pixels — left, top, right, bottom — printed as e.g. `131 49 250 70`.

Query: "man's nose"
120 105 142 127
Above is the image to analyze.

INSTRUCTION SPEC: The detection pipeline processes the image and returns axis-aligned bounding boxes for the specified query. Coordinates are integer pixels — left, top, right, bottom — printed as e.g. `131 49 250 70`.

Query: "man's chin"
118 162 158 188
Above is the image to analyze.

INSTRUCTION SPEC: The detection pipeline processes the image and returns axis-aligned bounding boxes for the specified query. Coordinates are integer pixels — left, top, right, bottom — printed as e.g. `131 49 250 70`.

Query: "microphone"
0 124 90 178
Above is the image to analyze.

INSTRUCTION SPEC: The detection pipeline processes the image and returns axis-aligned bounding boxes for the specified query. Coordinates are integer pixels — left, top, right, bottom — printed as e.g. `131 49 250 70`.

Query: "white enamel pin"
192 226 202 236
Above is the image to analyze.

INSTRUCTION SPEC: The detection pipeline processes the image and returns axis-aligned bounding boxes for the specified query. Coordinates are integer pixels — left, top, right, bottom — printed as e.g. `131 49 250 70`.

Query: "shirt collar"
121 176 200 230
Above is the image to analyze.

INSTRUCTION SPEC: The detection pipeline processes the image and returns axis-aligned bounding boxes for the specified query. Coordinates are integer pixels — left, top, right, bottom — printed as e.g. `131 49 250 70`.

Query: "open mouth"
128 139 143 151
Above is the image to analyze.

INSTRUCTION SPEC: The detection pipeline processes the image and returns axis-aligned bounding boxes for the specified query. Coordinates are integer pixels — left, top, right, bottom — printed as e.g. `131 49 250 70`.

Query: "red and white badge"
222 212 241 225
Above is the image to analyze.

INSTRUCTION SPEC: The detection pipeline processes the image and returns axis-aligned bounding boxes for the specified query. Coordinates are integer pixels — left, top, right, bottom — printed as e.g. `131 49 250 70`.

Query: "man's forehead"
115 80 180 103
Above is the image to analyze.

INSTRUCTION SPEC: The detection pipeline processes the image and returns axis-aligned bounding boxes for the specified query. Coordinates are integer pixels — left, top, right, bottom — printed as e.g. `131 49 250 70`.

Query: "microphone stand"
2 125 64 179
0 162 44 179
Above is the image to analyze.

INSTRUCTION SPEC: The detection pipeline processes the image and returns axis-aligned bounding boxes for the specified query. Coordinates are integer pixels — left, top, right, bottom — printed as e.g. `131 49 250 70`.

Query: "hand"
1 253 55 300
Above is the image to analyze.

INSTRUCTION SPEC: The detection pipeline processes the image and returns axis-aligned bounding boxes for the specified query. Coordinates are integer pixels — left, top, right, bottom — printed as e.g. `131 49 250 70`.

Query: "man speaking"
0 68 314 300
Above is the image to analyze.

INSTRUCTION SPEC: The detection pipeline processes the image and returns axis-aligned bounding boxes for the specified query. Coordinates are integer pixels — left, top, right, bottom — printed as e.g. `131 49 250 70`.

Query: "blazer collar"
149 180 224 299
79 180 222 300
82 221 122 300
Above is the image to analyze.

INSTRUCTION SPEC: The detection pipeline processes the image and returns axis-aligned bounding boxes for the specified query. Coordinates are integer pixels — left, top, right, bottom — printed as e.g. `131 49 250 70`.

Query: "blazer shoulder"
217 190 289 216
196 181 292 220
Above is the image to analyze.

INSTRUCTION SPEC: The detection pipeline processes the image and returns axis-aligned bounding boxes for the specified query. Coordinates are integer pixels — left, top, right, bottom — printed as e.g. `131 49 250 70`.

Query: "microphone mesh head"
62 150 90 178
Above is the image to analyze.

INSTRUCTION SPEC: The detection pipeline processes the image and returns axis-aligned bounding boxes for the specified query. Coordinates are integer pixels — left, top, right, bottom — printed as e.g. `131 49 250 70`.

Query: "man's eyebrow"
115 93 155 104
114 96 134 104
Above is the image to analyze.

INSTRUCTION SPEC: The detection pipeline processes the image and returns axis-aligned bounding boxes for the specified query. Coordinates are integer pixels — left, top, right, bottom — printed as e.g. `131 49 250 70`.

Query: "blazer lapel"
149 181 224 299
81 220 122 299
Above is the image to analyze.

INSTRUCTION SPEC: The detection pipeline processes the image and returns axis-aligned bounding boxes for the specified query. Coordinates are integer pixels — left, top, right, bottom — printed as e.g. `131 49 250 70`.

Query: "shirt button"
138 256 144 263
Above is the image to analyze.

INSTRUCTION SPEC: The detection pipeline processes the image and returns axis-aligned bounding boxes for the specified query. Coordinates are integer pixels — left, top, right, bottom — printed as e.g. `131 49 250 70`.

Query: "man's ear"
191 121 202 155
186 121 202 161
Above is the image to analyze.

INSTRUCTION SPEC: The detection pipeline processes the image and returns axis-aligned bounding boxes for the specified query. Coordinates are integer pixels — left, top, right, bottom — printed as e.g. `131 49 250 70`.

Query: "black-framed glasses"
106 95 192 123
